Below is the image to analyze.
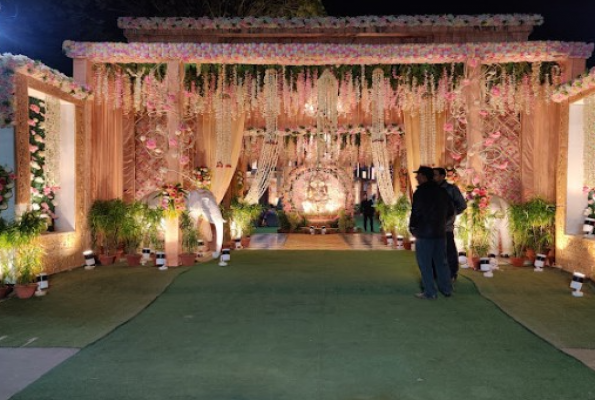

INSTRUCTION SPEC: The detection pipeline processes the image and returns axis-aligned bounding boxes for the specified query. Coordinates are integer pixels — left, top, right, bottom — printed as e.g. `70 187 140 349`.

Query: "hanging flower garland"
157 183 188 219
0 165 15 212
583 186 595 219
29 97 59 220
191 166 212 190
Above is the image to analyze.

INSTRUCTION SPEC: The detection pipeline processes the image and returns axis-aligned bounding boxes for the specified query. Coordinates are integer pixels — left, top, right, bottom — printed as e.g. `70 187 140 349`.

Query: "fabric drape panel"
403 112 421 191
122 114 136 203
92 103 123 200
435 111 447 166
464 65 484 183
521 99 558 202
197 113 246 204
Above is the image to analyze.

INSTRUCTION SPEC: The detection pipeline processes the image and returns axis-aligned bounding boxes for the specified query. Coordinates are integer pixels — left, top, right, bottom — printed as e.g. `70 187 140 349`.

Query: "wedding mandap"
1 13 595 280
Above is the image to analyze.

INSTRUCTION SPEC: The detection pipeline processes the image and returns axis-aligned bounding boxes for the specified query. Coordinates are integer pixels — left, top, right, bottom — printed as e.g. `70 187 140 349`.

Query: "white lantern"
141 248 151 265
156 251 167 270
458 251 468 269
385 232 394 246
310 226 316 235
396 235 404 250
234 238 242 249
36 273 49 290
410 238 416 251
480 257 493 278
570 272 585 297
321 226 327 235
583 217 595 236
534 253 546 272
219 248 231 266
83 250 96 270
489 253 499 269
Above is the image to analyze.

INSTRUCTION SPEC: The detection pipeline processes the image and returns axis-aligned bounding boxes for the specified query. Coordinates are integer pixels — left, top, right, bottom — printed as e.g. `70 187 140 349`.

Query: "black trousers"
445 231 459 279
363 214 374 232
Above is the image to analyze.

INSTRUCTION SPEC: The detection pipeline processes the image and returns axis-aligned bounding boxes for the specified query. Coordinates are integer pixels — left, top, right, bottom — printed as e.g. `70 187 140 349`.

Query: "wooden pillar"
164 61 184 267
560 58 587 84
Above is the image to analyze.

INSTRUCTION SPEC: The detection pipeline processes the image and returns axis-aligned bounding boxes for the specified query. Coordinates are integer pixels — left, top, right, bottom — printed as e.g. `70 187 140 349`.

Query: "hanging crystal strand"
245 69 281 204
94 65 103 105
215 66 233 168
123 74 133 114
370 68 396 206
44 96 61 189
316 69 338 166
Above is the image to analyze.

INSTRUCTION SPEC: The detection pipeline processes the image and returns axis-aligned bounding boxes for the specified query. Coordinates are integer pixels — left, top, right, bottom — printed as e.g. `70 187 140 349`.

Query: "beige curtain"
520 98 558 202
196 113 246 204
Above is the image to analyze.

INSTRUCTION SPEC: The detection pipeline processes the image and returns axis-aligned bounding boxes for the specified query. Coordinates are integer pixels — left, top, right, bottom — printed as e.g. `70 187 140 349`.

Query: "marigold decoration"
0 165 15 212
583 186 595 219
191 167 212 190
157 183 188 219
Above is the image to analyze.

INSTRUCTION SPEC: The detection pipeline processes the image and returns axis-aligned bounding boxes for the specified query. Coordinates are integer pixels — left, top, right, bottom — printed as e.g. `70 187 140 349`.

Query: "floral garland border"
63 41 593 65
0 54 92 128
244 124 404 137
552 67 595 103
118 14 544 31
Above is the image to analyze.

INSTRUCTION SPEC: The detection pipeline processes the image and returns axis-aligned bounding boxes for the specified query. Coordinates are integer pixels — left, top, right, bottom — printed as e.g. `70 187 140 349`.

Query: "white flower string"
245 69 281 204
371 68 396 206
44 96 61 188
584 94 595 188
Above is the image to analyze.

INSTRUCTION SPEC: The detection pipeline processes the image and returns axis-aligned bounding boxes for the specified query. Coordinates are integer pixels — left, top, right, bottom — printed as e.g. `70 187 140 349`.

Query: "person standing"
433 167 467 282
360 193 375 232
409 166 454 299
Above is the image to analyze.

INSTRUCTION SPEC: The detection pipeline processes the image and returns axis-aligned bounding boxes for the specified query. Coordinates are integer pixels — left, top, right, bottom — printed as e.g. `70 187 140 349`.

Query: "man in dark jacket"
360 193 375 232
409 166 454 299
433 167 467 281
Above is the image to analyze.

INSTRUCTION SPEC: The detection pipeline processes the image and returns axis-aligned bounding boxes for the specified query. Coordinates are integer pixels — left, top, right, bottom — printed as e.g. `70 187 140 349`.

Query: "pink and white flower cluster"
0 165 15 212
191 167 212 190
552 67 595 103
0 54 92 128
63 41 593 65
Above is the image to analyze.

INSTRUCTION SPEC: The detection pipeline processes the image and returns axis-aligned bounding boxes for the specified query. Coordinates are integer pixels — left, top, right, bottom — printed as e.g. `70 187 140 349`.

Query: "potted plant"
507 202 531 267
337 209 355 233
13 211 47 298
0 217 15 298
179 210 199 266
524 197 556 264
229 199 262 246
376 195 411 244
120 201 145 266
88 199 127 265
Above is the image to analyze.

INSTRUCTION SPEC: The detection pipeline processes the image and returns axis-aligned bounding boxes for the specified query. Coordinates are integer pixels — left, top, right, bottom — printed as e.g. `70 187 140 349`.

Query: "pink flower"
483 138 495 147
168 138 178 148
443 123 453 132
146 139 157 150
29 104 40 113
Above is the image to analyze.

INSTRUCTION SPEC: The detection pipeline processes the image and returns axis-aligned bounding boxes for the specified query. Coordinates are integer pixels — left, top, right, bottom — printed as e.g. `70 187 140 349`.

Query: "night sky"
1 0 594 75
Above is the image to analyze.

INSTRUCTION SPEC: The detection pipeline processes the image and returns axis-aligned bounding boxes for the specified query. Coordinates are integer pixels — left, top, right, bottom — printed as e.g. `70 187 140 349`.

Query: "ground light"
219 248 231 267
480 257 493 278
35 272 48 296
570 272 586 297
385 232 393 246
583 217 595 236
396 235 404 250
156 251 167 270
141 248 151 265
234 238 242 249
410 238 416 251
83 250 96 270
534 253 546 272
197 239 206 258
458 251 469 269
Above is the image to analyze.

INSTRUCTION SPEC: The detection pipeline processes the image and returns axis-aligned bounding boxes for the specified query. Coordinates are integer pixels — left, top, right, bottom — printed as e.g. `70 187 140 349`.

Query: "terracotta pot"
525 248 536 264
0 285 12 299
471 257 481 270
99 254 116 265
125 253 142 266
14 283 38 299
403 241 412 251
510 256 526 267
241 236 251 248
179 253 196 266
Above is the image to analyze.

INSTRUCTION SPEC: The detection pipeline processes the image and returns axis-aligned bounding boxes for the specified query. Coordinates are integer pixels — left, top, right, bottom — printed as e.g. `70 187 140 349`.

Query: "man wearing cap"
433 167 467 282
409 166 454 299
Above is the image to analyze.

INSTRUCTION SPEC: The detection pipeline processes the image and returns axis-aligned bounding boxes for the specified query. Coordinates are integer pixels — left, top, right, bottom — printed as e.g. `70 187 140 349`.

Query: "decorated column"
165 61 184 267
464 59 485 183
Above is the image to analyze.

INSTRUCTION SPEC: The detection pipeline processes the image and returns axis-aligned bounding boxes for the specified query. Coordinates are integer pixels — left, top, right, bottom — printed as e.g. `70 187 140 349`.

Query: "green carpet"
461 263 595 349
0 263 189 348
7 251 595 400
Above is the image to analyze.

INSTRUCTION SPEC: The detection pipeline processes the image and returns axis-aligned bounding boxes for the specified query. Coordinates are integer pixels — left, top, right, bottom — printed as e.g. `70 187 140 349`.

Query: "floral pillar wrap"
0 165 15 213
158 183 187 267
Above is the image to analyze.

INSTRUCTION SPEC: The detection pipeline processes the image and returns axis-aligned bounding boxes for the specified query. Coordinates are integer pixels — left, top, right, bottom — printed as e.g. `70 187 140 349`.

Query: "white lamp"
458 251 469 269
480 257 493 278
396 235 404 250
534 253 546 272
386 232 394 246
219 248 231 267
83 250 96 270
35 272 48 296
583 217 595 236
310 226 315 235
156 251 167 270
321 226 327 235
410 238 416 251
488 253 499 270
234 238 242 249
141 248 151 265
570 272 586 297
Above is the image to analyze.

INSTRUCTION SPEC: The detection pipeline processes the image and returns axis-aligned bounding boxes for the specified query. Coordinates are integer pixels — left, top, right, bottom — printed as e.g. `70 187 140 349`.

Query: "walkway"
248 233 393 250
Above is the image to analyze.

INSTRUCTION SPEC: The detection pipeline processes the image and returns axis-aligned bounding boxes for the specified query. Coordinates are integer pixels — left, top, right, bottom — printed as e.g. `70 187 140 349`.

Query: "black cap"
413 166 434 180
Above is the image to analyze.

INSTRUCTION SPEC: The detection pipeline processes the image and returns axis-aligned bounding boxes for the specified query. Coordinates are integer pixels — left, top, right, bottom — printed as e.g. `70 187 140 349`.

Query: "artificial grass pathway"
7 251 595 400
